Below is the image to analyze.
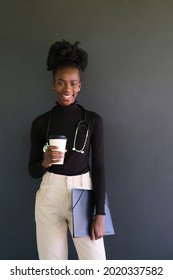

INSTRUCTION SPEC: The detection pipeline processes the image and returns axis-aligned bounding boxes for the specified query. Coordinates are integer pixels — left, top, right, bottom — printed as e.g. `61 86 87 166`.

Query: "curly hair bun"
47 40 88 72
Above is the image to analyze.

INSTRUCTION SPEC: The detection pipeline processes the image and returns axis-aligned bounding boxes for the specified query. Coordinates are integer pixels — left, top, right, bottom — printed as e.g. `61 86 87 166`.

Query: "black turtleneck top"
28 102 106 215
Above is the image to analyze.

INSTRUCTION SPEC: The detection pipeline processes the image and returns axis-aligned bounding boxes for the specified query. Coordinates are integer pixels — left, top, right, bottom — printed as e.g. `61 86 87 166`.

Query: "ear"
79 82 81 91
53 80 56 90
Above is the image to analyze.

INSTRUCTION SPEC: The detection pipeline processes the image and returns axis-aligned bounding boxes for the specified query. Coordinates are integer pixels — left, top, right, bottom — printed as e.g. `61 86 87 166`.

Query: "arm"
90 115 106 240
28 118 47 178
28 117 67 177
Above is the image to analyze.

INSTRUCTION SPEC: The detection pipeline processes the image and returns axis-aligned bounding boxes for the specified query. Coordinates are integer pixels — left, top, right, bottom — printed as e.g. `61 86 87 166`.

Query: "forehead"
55 66 80 80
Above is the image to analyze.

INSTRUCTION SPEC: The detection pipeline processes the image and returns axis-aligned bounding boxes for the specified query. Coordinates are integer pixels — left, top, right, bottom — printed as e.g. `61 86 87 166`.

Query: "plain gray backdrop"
1 0 173 259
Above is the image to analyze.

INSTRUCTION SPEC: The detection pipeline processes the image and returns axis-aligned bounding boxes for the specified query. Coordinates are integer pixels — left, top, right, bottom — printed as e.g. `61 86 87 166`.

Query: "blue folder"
72 188 115 238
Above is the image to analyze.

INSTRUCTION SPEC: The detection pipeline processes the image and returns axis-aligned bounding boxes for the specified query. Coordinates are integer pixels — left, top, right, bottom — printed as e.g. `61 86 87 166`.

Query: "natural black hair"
47 40 88 76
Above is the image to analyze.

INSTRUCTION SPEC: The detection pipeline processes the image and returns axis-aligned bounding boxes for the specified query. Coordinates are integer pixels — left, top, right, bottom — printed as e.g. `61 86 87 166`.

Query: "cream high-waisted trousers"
35 171 106 260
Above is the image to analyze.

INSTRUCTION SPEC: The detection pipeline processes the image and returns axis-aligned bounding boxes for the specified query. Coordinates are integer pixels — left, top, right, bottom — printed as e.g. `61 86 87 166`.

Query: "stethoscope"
43 104 89 154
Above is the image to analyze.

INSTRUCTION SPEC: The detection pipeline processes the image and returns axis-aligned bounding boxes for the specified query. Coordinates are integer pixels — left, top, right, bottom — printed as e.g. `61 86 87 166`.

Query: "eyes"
56 80 79 88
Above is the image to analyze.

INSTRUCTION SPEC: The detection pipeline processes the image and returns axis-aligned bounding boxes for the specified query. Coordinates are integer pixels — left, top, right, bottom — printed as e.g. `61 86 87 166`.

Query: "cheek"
54 86 62 93
74 90 80 96
76 85 81 93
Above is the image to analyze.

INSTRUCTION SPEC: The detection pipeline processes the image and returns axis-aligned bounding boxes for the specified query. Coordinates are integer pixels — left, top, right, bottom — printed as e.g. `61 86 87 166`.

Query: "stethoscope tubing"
43 104 89 154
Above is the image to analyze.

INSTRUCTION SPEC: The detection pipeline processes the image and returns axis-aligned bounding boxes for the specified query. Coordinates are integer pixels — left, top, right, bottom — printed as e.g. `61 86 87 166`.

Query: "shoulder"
83 108 104 135
31 110 51 128
85 108 103 124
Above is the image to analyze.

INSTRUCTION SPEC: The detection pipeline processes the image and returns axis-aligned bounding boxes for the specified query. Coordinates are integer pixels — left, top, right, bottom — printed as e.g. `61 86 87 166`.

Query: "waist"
47 165 90 176
43 171 93 190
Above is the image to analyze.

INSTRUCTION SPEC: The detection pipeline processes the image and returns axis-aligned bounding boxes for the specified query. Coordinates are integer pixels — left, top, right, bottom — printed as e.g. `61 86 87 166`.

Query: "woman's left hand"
90 215 105 241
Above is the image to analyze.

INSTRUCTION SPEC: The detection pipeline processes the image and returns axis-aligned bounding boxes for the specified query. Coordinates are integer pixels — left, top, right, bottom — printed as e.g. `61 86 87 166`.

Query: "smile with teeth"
61 94 73 99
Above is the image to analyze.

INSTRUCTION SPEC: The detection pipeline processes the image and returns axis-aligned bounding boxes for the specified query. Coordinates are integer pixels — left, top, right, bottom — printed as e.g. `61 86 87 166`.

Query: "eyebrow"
58 79 78 82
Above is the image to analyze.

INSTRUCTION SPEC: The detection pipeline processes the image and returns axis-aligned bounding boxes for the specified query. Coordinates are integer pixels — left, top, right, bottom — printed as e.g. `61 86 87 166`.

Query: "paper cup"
49 135 67 165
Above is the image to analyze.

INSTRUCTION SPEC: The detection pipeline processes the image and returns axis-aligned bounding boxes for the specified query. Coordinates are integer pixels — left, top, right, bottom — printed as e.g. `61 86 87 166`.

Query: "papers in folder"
72 188 115 238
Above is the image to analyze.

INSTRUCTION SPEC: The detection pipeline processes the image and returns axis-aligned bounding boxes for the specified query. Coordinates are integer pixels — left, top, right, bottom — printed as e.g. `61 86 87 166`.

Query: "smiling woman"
28 40 107 260
53 66 81 107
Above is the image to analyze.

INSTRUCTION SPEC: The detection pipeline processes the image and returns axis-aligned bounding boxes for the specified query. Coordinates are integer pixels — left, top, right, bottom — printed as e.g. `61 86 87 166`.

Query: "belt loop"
80 173 83 188
48 172 53 183
67 175 72 191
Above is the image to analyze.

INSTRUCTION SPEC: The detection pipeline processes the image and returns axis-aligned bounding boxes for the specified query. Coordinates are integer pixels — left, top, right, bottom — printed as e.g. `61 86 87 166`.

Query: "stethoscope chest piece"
43 143 49 153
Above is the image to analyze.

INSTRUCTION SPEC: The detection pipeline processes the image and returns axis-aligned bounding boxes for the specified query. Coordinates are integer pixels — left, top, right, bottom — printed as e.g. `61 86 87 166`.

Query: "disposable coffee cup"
49 135 67 165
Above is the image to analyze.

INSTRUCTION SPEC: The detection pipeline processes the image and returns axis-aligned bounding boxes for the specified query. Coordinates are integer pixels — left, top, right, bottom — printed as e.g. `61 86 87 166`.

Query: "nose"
63 83 72 91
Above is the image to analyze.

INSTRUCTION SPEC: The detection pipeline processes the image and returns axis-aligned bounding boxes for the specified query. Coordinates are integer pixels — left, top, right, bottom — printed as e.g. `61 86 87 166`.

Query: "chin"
62 98 75 106
62 101 73 106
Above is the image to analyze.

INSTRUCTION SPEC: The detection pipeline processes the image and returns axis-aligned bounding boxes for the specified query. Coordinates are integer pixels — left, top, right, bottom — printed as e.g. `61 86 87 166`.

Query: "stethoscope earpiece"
72 147 85 154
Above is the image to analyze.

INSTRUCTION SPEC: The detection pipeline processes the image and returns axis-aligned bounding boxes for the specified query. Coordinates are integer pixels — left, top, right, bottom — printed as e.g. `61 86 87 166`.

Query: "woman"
28 40 106 260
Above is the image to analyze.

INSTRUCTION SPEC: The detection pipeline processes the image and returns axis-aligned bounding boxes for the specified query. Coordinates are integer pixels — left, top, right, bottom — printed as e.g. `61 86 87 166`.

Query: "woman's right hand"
42 146 67 168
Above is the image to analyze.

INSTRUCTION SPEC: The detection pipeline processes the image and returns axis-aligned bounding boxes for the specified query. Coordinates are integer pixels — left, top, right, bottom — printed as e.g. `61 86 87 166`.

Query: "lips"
58 93 76 106
62 94 71 98
61 94 73 100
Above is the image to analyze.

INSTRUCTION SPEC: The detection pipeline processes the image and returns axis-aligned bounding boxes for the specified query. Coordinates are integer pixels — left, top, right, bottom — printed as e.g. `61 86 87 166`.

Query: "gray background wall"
1 0 173 260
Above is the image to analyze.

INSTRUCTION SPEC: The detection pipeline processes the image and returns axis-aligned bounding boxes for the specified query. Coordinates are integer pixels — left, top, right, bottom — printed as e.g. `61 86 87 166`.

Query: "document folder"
72 188 115 238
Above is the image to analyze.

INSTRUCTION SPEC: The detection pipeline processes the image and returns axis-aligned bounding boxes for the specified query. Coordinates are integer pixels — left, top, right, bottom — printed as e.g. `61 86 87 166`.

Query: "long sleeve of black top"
28 102 106 214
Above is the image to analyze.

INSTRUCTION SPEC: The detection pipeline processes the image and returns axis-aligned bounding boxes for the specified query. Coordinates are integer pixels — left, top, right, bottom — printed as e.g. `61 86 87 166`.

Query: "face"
53 66 81 107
